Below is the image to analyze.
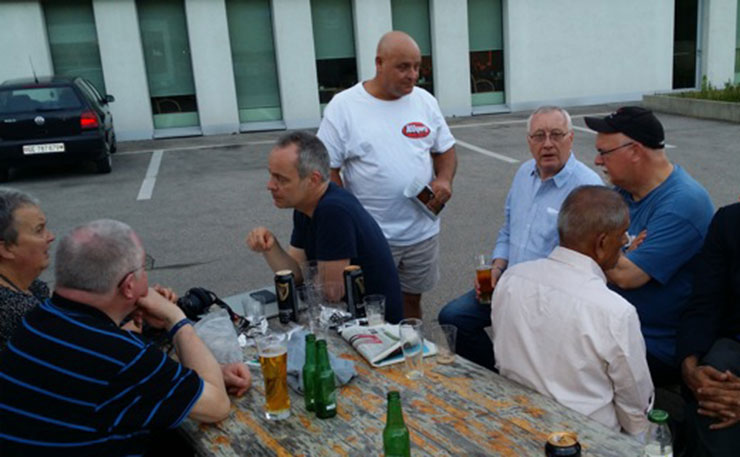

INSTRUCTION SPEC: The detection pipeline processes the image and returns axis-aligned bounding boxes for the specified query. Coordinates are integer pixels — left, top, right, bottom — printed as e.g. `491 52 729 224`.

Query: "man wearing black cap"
585 107 714 387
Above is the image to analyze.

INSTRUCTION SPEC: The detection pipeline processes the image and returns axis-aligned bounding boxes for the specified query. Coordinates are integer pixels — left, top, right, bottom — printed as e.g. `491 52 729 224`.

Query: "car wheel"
110 132 117 154
95 154 112 174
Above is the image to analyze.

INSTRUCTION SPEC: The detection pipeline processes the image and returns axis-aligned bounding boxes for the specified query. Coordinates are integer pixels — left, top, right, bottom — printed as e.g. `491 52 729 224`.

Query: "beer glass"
399 318 424 380
475 254 493 305
364 294 385 327
255 332 290 420
429 323 457 365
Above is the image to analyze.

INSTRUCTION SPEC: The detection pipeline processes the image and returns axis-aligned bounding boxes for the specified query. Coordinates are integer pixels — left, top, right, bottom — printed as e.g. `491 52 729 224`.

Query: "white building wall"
0 1 53 85
93 0 153 141
353 0 392 82
185 0 240 136
430 0 471 117
271 0 321 129
505 1 674 110
702 0 738 86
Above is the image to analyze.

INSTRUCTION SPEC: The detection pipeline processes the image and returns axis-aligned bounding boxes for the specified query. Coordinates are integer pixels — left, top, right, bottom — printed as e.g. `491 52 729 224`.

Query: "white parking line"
456 140 519 164
450 112 613 130
573 125 676 148
137 150 163 201
119 139 275 156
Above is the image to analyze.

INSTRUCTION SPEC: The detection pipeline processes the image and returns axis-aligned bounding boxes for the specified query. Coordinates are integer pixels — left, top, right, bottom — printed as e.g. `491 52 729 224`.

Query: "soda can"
343 265 366 318
545 432 581 457
275 269 298 323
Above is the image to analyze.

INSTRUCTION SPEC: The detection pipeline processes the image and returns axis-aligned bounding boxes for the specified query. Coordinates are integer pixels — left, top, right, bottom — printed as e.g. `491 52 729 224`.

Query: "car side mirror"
104 94 115 104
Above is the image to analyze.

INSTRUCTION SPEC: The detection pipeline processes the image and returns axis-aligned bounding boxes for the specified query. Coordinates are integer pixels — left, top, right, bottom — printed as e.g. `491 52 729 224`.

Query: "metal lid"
344 265 361 272
275 269 293 276
648 409 669 423
546 432 578 447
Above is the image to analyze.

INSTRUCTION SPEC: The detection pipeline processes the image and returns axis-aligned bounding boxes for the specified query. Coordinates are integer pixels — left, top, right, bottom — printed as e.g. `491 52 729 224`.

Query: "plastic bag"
193 309 242 364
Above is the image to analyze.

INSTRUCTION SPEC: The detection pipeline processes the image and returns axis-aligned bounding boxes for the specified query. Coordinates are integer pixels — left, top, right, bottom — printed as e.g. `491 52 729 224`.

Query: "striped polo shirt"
0 293 203 456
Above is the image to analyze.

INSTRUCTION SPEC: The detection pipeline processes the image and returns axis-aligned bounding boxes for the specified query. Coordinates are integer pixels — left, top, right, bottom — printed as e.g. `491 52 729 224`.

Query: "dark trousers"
682 339 740 457
438 289 496 371
647 352 682 388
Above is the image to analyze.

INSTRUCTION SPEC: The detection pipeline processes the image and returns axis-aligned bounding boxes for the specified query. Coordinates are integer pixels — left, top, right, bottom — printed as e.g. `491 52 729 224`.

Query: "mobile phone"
249 289 276 304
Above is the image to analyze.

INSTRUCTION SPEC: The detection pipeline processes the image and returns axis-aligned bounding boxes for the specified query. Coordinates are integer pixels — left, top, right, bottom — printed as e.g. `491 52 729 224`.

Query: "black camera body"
176 287 217 321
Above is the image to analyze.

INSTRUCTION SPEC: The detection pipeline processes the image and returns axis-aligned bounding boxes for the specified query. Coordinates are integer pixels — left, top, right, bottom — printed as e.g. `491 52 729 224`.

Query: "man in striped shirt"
0 219 230 456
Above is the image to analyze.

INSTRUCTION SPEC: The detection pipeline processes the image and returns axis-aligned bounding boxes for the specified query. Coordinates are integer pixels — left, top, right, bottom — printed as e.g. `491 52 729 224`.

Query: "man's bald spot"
376 31 420 58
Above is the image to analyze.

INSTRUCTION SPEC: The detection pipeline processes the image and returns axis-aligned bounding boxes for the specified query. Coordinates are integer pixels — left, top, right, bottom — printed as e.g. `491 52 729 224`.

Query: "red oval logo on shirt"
402 122 430 138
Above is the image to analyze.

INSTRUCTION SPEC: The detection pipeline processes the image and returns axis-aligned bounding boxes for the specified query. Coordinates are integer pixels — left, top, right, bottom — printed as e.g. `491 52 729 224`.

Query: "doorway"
673 0 701 89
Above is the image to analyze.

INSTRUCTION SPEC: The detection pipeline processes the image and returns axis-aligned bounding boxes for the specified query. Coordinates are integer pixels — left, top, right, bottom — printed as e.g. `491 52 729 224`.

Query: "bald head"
368 31 421 100
376 31 420 58
557 186 630 269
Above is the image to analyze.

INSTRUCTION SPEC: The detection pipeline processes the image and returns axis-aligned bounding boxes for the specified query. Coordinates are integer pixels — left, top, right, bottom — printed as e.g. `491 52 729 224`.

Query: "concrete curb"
643 94 740 123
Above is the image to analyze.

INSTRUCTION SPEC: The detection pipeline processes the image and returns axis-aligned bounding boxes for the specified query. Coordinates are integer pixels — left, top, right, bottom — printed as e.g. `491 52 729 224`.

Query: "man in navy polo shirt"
246 131 403 323
0 219 230 456
585 107 714 387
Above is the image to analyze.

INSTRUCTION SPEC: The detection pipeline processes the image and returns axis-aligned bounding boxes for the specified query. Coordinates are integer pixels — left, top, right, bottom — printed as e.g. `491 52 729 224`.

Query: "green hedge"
674 77 740 102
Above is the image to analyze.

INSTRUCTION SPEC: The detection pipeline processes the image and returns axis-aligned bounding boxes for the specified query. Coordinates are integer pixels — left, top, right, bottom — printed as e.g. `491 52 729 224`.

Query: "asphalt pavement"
10 102 739 327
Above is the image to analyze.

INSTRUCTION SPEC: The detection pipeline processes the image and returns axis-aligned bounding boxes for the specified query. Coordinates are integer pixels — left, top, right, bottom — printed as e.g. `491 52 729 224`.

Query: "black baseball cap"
584 107 665 149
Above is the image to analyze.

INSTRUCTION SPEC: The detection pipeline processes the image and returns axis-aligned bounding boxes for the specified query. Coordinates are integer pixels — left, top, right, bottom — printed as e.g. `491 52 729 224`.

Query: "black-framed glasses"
528 130 570 143
117 254 155 288
597 142 634 156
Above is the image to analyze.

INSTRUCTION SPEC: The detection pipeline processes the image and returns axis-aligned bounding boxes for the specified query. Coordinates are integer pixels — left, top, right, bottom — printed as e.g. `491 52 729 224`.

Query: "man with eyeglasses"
438 106 602 370
585 107 714 387
0 219 231 456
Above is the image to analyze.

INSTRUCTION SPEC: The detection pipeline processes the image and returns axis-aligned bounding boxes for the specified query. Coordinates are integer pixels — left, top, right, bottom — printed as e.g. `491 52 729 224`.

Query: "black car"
0 76 116 181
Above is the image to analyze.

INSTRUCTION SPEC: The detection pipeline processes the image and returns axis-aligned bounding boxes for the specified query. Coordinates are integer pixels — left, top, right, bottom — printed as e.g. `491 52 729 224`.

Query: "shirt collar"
530 152 576 188
51 292 120 328
548 246 607 283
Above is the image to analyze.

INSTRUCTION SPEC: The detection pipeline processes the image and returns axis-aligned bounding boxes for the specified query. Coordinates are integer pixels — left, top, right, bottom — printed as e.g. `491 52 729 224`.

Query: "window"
311 0 358 106
391 0 433 94
137 0 199 129
468 0 504 106
43 0 106 95
226 0 282 122
735 0 740 83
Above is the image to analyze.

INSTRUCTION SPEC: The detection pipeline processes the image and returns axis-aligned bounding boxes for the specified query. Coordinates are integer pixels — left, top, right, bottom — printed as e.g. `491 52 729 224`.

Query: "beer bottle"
302 333 317 412
383 391 410 457
314 340 337 419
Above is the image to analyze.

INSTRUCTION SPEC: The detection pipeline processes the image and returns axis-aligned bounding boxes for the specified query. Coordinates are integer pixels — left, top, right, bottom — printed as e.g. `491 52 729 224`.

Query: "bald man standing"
317 31 457 319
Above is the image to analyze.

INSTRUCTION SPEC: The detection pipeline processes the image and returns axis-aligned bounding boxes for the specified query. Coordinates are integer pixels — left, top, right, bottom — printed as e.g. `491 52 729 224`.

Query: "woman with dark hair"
0 188 55 350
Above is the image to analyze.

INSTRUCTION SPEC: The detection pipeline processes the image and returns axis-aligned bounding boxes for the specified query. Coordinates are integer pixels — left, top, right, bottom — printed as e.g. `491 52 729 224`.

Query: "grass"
673 77 740 103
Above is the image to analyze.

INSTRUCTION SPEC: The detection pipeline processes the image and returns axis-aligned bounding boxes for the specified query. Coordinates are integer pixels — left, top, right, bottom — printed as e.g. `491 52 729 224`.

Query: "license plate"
23 143 65 155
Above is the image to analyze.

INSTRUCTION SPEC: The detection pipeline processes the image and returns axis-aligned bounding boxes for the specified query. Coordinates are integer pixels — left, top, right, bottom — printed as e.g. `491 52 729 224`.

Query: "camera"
176 287 217 321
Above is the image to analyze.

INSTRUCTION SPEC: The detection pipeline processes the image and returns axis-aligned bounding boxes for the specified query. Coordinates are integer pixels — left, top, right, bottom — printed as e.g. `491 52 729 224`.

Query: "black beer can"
343 265 366 318
275 269 298 323
545 432 581 457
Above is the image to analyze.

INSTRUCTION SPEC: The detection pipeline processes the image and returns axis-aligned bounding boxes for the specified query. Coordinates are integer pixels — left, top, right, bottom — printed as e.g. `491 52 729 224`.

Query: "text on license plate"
23 143 65 155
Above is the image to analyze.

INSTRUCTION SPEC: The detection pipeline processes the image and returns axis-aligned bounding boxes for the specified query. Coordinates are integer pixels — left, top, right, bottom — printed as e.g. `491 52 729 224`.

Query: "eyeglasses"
597 142 634 156
528 130 570 143
117 254 155 288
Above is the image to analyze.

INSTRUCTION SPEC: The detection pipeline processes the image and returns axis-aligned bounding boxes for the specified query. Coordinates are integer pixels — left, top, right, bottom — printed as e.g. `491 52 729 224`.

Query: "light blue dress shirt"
492 153 603 266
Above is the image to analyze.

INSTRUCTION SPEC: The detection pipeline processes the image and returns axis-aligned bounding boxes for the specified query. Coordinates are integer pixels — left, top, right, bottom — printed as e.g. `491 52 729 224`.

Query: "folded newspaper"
339 323 437 368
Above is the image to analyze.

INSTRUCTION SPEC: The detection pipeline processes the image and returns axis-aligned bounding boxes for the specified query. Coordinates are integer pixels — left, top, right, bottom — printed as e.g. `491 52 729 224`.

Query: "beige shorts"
389 235 440 294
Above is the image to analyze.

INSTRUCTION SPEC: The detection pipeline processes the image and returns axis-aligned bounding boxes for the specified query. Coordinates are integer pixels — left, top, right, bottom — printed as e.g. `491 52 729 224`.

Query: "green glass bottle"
314 339 337 419
302 333 317 412
383 391 410 457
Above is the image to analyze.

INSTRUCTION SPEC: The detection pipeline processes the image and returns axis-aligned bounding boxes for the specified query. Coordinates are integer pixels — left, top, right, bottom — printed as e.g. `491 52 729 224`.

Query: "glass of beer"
476 254 493 305
255 332 290 420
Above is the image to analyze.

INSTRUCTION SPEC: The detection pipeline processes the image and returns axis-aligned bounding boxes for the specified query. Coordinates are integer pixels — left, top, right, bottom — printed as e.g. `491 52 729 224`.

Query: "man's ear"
119 273 136 300
0 240 15 261
593 232 608 264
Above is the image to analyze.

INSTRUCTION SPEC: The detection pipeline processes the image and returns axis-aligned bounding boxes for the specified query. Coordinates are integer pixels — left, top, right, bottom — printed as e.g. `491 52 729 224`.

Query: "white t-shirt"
317 83 456 246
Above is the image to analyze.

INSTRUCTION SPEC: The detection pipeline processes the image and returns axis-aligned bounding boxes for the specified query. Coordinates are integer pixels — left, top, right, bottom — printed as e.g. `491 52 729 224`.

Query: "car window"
80 79 103 102
75 80 99 107
0 86 82 114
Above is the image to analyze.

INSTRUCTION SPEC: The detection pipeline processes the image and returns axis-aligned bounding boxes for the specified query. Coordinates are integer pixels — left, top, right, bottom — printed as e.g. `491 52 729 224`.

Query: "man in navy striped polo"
0 219 230 456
